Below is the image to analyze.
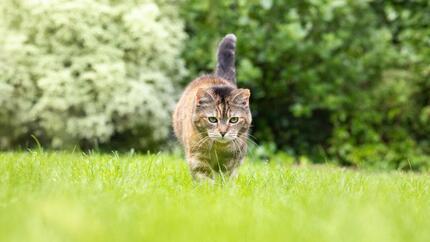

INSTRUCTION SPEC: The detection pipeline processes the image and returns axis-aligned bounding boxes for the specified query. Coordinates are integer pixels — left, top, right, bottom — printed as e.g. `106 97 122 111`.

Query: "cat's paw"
193 172 215 184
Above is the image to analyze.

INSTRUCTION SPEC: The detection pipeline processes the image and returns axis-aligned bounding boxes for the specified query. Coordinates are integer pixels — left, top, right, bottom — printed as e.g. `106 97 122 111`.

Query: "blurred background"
0 0 429 171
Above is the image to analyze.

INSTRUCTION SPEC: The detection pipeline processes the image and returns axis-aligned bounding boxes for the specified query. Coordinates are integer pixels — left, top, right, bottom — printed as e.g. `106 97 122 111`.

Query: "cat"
173 34 252 181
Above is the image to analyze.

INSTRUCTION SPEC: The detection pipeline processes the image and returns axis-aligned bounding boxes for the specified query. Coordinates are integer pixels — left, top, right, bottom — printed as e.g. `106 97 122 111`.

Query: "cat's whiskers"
247 134 258 144
191 136 210 151
242 134 258 147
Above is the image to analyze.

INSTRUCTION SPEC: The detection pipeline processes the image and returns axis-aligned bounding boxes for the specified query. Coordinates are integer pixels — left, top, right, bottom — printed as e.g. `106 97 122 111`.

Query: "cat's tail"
215 33 236 84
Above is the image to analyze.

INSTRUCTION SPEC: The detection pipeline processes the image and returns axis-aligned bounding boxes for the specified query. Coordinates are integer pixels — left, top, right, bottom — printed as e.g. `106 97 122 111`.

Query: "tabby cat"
173 34 252 181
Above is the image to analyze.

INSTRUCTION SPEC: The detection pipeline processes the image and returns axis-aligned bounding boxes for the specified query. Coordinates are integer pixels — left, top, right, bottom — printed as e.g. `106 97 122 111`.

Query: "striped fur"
173 34 251 181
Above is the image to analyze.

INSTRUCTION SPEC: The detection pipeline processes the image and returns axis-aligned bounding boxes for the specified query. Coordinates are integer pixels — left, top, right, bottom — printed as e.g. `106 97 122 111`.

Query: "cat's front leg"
224 159 242 179
188 157 214 182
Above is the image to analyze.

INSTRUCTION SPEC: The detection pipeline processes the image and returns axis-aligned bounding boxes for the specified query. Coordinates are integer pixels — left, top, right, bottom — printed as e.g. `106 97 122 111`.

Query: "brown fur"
173 76 251 180
172 34 252 180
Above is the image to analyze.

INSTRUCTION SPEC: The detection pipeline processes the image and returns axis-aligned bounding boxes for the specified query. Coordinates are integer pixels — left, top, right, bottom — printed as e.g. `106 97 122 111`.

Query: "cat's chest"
198 144 238 164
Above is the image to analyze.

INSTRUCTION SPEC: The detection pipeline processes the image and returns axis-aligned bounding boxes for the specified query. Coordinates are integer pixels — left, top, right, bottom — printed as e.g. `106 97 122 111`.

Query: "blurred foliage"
0 0 186 149
0 0 429 170
180 0 430 170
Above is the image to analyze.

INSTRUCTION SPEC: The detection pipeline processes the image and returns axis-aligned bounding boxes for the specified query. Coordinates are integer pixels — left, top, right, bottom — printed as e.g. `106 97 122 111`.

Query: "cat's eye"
229 117 239 124
208 117 218 123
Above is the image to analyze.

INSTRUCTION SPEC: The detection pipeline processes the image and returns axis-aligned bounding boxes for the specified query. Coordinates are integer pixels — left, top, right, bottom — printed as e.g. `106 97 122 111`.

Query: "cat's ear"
231 88 250 106
195 88 215 106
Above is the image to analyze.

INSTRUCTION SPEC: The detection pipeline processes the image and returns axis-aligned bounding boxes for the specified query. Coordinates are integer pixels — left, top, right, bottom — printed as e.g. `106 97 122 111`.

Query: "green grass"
0 151 429 242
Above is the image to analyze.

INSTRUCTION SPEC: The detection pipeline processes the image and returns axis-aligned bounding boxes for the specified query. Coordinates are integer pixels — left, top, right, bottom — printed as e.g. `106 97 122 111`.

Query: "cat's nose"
220 131 226 137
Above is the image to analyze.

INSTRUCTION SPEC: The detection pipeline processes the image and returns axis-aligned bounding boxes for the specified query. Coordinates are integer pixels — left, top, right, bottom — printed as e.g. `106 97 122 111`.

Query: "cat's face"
193 86 251 143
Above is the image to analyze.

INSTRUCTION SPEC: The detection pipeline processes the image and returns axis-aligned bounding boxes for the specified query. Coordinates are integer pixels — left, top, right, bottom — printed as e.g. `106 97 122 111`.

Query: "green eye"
208 117 218 123
229 117 239 123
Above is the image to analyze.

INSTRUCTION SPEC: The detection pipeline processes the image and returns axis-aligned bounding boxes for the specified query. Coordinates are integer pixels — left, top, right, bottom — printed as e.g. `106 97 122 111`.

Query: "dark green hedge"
181 0 430 170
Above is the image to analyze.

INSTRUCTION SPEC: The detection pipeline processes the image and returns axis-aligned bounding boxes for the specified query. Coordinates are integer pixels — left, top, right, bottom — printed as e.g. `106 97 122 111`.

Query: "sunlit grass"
0 151 429 242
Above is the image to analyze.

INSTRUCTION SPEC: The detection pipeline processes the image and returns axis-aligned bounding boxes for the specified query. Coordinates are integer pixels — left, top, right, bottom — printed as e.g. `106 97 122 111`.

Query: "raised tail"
215 33 236 84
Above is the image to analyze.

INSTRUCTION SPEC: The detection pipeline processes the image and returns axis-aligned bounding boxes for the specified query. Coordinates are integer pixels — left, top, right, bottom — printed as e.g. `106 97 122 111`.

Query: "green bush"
181 0 430 170
1 0 429 170
0 0 186 149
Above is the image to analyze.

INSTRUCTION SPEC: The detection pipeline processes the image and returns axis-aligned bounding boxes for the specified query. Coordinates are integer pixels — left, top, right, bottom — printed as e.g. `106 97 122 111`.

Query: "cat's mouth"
210 135 236 144
214 138 231 144
208 132 236 143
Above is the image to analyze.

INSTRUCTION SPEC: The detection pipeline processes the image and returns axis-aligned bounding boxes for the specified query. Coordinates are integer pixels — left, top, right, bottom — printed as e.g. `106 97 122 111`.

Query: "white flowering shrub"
0 0 186 149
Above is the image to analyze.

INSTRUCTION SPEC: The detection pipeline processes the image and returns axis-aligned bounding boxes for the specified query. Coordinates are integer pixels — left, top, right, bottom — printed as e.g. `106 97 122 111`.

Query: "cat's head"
193 85 251 143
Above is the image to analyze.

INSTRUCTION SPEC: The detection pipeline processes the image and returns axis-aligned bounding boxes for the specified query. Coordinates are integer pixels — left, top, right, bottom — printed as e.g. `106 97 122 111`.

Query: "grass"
0 151 429 242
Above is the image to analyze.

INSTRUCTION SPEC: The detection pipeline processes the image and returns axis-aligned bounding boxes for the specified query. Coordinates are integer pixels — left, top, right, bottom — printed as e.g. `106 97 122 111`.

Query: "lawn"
0 152 429 242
